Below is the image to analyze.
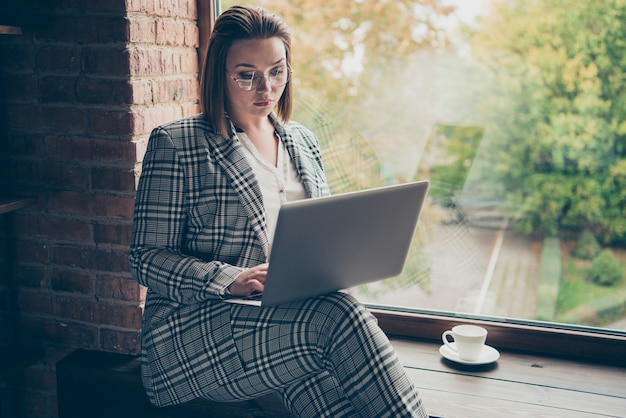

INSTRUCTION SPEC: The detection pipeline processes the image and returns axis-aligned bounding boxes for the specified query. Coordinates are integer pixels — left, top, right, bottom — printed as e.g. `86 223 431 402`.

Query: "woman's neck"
233 115 279 166
230 112 273 133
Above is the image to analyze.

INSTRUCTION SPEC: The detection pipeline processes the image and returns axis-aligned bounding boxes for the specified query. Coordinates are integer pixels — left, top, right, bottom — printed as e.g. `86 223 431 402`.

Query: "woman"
129 5 429 417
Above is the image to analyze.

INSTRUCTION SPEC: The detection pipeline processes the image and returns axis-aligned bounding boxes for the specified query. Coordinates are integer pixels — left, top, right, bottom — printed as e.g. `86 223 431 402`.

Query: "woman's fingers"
228 263 269 296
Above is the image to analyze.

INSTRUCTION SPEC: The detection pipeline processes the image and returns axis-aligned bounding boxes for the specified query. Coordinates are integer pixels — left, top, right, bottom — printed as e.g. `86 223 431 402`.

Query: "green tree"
471 0 626 243
423 124 485 205
572 229 601 260
588 249 622 286
222 0 455 106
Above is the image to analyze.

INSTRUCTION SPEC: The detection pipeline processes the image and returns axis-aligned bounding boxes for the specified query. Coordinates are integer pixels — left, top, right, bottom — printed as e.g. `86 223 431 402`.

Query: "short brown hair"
201 5 293 137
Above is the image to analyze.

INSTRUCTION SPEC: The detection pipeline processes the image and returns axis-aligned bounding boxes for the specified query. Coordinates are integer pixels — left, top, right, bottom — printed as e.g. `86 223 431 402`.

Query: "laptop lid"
257 180 429 306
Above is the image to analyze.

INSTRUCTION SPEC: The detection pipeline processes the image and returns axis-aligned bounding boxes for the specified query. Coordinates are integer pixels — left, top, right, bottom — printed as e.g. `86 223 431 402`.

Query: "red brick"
0 44 35 72
36 217 91 242
91 138 137 162
92 167 136 191
157 77 199 103
38 16 79 43
156 19 186 46
45 136 92 160
40 77 78 103
15 265 48 289
131 106 183 135
88 248 131 272
99 302 142 328
14 214 40 236
83 47 130 76
154 0 181 17
44 161 90 189
76 79 133 105
0 3 203 391
46 136 135 162
48 192 88 215
21 316 57 342
16 240 50 264
36 46 81 73
101 328 141 354
19 291 54 315
127 47 161 76
126 0 156 14
51 269 92 294
56 296 98 322
93 194 136 218
7 132 45 157
12 159 45 185
88 110 132 136
50 245 89 269
55 321 98 346
93 222 133 246
181 0 197 19
6 104 43 130
129 17 156 43
49 191 135 219
75 17 128 44
130 79 157 105
84 1 126 14
185 21 199 47
41 106 86 133
52 245 130 273
2 73 38 101
96 275 141 301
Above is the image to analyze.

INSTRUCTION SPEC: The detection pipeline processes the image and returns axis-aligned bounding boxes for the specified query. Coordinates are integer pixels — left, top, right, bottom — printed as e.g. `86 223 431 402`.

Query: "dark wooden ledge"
0 196 36 215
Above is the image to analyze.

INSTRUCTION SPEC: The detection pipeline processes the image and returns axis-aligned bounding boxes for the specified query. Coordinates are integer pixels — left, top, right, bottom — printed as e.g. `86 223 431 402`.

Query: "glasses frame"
227 65 292 91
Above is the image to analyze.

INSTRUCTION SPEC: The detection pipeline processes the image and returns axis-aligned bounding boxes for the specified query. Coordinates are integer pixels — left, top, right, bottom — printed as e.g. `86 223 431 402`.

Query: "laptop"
225 180 429 307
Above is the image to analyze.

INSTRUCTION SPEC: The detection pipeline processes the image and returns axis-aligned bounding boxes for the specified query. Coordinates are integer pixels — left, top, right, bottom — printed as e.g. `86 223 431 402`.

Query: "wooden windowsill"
0 25 22 35
373 308 626 368
390 336 626 417
0 196 36 215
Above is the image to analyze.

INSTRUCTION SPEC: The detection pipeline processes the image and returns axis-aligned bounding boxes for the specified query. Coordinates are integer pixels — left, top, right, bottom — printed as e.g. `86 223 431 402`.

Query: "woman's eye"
271 67 284 76
239 72 255 80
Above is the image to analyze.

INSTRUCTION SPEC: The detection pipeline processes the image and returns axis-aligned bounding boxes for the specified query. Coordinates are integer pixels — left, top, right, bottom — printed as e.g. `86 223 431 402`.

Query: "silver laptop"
225 180 429 307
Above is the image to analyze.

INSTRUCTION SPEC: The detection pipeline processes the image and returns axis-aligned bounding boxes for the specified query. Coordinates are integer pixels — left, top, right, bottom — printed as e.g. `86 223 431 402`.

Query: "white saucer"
439 343 500 365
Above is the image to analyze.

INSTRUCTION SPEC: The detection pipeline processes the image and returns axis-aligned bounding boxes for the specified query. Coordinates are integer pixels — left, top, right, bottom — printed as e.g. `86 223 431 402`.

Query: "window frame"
201 0 626 368
371 307 626 367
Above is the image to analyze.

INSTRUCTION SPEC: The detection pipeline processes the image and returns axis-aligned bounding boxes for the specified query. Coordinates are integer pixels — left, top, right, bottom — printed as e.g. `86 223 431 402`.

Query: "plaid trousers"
203 292 428 418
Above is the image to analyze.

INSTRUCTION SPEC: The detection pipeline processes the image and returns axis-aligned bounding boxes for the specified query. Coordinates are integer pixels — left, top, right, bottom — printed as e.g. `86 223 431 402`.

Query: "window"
212 0 626 362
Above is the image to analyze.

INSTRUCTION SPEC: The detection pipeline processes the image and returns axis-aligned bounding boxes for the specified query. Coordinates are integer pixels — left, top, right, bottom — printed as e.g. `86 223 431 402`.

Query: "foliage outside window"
218 0 626 336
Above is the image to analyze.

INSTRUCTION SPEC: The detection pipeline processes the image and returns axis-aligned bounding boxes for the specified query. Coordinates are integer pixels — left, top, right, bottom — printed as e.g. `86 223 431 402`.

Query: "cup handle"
442 330 457 352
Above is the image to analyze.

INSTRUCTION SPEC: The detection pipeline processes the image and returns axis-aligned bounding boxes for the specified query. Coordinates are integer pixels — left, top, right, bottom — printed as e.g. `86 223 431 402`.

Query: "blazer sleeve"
129 126 243 304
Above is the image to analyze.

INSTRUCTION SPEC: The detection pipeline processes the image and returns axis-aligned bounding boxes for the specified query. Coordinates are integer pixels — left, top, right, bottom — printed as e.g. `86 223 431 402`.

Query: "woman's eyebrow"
233 58 286 70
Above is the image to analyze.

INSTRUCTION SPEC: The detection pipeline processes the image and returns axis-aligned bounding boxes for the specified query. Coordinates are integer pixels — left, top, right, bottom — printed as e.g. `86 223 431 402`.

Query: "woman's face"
225 37 288 123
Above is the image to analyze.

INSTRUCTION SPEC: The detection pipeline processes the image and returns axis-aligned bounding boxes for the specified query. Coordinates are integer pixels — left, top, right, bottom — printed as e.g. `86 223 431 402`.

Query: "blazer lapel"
204 122 270 258
273 118 325 199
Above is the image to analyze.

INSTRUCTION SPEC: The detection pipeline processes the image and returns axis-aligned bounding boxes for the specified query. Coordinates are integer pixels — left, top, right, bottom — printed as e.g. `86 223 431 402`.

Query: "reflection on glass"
219 0 626 334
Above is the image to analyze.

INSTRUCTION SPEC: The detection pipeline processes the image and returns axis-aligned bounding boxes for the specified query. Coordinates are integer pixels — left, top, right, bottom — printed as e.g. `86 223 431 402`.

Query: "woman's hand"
228 263 269 296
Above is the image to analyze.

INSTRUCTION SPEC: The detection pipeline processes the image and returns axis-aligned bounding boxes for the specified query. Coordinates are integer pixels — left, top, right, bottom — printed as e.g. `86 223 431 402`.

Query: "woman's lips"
254 99 273 107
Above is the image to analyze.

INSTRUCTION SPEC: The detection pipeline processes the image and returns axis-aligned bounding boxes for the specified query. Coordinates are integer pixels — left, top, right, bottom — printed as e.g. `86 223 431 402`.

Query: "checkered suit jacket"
129 113 329 406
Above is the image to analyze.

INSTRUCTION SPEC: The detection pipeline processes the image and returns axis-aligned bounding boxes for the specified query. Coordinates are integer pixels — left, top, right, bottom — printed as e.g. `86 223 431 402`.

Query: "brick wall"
0 0 201 416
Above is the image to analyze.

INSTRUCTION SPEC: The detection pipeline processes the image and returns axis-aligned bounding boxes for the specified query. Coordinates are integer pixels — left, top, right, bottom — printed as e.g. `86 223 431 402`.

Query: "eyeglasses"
228 65 291 91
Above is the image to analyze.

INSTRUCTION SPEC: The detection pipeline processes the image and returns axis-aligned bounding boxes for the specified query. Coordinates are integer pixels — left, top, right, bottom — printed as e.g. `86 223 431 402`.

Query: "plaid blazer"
129 113 329 406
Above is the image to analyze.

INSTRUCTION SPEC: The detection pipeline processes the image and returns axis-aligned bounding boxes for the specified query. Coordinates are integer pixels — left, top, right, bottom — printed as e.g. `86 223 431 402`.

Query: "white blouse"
238 131 306 248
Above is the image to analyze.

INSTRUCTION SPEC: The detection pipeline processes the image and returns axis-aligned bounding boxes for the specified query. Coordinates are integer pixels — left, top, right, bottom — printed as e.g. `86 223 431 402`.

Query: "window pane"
218 0 626 335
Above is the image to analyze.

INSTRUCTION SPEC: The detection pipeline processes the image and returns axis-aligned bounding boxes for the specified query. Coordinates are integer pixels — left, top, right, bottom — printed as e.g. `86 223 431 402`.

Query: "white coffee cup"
442 324 488 361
